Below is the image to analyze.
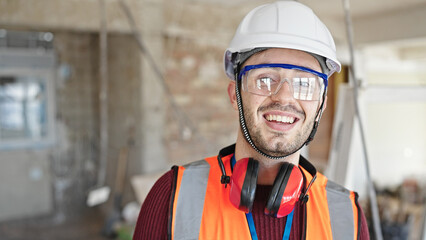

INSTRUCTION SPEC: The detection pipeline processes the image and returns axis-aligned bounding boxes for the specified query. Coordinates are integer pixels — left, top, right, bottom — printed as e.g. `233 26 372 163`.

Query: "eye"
300 78 311 87
294 77 316 87
256 77 279 91
255 77 268 90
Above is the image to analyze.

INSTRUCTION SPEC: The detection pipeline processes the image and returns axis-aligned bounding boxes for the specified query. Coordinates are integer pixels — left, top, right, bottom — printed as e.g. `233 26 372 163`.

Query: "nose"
270 80 295 102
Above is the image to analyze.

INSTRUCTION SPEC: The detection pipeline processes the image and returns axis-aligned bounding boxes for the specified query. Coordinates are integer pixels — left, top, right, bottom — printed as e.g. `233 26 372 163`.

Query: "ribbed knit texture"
133 170 173 240
252 185 303 239
133 168 370 240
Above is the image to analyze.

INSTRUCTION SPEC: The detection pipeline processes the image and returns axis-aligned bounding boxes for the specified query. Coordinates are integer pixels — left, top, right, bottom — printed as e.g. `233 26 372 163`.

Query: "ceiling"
180 0 426 63
189 0 426 17
182 0 426 46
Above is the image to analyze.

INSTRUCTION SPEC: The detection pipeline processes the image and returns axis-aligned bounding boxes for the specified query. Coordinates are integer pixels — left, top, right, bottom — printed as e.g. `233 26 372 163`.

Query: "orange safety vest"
169 153 360 240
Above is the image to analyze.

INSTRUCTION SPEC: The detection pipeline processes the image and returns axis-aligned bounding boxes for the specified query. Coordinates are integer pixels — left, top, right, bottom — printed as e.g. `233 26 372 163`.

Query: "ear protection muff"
229 158 303 218
229 158 259 213
217 144 315 218
265 162 304 218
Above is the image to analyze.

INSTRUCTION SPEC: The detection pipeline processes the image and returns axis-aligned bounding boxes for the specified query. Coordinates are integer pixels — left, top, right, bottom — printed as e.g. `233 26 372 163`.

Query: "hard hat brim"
225 33 341 80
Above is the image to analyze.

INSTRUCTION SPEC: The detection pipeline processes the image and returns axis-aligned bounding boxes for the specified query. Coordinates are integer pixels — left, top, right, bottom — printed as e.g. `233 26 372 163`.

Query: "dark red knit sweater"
133 169 370 240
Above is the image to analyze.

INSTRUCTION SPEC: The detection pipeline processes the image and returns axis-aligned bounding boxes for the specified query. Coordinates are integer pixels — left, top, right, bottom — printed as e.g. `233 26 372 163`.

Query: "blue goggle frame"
238 63 328 89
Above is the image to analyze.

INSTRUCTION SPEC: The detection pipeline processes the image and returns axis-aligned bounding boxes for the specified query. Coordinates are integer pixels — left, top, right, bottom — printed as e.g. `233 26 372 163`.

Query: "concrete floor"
0 208 116 240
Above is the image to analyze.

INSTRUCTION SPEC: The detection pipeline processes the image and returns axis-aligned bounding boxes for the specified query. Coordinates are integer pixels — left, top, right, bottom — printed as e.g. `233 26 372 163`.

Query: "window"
0 68 55 149
0 30 56 149
0 76 48 141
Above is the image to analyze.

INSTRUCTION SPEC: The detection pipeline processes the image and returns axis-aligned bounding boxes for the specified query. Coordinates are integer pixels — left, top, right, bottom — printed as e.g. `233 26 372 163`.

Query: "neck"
234 132 301 185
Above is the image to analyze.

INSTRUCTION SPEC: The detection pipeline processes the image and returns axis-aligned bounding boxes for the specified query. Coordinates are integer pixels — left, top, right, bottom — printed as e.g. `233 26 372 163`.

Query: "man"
133 1 369 239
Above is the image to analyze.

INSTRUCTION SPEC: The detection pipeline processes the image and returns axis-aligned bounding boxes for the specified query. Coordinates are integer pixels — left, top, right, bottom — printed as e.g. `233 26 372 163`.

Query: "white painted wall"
328 42 426 198
366 101 426 187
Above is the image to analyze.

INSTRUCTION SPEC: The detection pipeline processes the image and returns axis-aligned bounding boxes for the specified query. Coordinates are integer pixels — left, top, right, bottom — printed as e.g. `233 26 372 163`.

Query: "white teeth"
266 114 295 124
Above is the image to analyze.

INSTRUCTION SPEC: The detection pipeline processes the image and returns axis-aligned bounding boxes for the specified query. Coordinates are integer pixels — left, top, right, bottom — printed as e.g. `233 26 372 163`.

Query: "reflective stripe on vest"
171 155 359 240
171 155 251 240
300 167 359 240
173 160 210 239
326 180 357 239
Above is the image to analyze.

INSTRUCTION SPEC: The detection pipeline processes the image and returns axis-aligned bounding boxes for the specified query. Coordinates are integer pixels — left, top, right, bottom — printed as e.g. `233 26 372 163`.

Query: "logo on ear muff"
229 158 303 218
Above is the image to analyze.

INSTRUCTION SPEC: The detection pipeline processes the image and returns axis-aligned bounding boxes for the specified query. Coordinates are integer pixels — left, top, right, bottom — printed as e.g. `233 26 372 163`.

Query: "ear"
228 81 238 110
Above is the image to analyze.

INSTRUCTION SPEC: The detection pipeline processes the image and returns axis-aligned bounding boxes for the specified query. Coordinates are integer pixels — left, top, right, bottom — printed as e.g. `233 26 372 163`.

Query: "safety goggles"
238 64 328 101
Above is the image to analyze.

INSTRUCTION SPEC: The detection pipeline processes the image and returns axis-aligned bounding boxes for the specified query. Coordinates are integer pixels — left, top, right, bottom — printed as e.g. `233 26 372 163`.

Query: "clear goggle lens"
239 64 327 101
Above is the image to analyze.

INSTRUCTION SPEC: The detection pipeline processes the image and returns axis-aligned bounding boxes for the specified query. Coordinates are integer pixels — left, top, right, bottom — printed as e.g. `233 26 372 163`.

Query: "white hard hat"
224 1 341 80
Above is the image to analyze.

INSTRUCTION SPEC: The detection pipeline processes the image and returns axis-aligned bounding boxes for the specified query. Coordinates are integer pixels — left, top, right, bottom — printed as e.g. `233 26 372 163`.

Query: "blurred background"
0 0 425 239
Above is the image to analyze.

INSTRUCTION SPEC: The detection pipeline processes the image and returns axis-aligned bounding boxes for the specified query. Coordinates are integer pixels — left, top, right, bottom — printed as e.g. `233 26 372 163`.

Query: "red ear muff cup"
240 158 259 212
229 158 259 212
265 162 304 218
265 163 291 216
230 159 303 217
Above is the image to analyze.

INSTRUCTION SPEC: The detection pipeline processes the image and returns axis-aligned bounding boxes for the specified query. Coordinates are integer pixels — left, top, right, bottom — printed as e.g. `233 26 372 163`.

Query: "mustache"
257 102 305 117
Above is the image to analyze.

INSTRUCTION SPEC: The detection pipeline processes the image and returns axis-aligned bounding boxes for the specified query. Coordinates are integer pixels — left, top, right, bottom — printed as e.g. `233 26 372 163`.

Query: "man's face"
235 48 325 157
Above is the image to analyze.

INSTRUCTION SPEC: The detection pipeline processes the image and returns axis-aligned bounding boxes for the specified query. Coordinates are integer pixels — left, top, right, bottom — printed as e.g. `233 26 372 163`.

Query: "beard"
242 102 315 157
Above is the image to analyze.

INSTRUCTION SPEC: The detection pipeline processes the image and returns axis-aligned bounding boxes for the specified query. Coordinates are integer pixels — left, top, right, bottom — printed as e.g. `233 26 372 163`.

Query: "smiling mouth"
264 114 296 124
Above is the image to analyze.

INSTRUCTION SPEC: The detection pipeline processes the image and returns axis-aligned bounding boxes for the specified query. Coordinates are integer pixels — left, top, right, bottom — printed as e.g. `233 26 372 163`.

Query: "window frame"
0 49 56 150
